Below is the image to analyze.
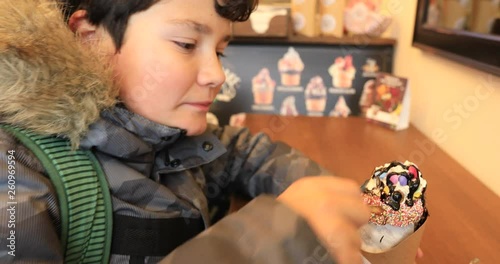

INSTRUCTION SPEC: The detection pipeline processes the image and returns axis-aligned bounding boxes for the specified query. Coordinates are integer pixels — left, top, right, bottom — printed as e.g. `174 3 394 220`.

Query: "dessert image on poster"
278 47 305 89
328 55 357 92
359 79 376 115
362 58 380 78
369 73 407 114
252 68 275 105
216 68 241 103
329 96 351 117
212 44 394 124
359 161 428 264
305 76 328 113
280 96 299 116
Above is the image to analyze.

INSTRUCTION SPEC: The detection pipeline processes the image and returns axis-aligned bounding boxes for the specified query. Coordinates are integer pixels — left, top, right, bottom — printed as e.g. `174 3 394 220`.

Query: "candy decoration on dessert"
362 161 427 220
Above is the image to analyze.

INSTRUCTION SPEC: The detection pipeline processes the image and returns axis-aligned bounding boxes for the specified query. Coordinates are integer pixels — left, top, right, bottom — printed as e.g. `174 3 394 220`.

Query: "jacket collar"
80 106 226 172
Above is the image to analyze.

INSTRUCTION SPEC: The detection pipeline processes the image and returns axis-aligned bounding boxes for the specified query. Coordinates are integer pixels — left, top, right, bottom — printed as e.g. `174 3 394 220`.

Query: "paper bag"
319 0 345 37
291 0 319 37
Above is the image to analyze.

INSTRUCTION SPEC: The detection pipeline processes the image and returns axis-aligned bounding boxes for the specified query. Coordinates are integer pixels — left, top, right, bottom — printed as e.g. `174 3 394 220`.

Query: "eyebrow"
168 19 232 42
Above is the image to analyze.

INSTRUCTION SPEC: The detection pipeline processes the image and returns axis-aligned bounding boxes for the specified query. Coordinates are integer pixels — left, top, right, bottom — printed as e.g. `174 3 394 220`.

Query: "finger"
320 196 370 227
319 219 363 264
337 247 363 264
321 177 364 196
416 247 424 258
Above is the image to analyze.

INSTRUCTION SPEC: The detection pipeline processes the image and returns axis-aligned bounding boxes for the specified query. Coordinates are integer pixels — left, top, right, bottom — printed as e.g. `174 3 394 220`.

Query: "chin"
185 121 208 136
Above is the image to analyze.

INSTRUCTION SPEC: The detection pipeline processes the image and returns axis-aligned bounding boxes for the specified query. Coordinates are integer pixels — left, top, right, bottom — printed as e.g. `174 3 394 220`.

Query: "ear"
68 10 98 42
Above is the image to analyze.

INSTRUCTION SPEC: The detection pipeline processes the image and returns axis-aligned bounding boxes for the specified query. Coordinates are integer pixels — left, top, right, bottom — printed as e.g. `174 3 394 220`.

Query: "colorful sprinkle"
363 194 424 227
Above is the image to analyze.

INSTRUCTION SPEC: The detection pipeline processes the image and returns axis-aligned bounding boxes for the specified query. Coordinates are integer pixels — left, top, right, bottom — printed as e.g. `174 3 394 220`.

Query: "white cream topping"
366 160 426 202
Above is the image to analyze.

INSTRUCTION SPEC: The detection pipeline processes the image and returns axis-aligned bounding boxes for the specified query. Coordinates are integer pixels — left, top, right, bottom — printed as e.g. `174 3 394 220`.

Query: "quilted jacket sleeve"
204 124 332 198
163 125 337 264
161 195 335 264
0 127 337 264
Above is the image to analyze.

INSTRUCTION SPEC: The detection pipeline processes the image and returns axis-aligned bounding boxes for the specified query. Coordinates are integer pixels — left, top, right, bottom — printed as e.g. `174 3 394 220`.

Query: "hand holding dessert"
359 161 429 264
278 176 370 264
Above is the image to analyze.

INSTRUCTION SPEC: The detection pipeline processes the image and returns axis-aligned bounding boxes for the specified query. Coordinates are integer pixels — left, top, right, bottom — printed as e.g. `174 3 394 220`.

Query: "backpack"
1 124 113 264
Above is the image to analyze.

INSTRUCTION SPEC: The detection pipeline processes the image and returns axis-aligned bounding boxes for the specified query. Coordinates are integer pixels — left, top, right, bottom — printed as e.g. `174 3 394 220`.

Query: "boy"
0 0 369 263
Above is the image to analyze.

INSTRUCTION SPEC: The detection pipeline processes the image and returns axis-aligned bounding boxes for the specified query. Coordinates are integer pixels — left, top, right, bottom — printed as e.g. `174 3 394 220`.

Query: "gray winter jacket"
0 0 335 263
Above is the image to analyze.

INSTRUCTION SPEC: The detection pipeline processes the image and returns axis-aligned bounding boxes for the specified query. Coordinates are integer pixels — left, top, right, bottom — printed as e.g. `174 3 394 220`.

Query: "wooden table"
241 114 500 264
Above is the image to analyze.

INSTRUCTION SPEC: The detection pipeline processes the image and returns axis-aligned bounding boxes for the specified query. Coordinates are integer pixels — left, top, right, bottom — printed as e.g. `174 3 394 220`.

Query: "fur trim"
0 0 118 147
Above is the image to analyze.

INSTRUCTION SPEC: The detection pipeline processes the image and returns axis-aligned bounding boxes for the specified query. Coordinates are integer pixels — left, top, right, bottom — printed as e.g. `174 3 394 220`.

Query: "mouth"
184 101 213 112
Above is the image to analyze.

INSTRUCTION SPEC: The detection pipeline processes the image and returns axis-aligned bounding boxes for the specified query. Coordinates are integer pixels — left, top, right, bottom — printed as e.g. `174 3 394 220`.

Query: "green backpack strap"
1 124 113 264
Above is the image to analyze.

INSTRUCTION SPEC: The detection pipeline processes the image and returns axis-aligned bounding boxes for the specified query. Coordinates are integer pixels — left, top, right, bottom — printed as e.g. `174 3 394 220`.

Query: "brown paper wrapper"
361 221 427 264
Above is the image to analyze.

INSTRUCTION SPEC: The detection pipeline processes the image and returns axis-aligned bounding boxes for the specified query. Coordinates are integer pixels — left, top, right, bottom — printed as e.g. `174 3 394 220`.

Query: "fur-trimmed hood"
0 0 117 147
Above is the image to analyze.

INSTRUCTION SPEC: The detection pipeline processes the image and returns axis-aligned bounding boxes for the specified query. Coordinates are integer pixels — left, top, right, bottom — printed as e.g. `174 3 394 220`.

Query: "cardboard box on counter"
232 5 290 38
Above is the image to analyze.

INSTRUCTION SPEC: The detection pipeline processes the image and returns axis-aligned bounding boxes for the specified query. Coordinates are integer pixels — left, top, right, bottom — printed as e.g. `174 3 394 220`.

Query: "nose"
197 54 226 89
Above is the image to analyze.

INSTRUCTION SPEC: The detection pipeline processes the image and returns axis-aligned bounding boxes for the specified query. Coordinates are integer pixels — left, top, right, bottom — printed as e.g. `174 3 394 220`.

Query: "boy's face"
96 0 230 136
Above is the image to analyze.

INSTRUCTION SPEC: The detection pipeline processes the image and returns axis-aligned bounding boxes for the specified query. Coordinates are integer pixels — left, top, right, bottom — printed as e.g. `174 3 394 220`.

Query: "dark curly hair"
60 0 258 49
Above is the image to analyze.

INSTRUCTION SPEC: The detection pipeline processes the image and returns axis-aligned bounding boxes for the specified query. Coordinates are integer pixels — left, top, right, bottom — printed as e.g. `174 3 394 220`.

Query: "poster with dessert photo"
328 55 357 94
359 79 376 116
280 96 300 116
251 68 276 111
304 76 328 115
365 73 410 131
277 47 305 91
216 68 241 103
330 96 352 117
209 43 394 125
362 58 380 78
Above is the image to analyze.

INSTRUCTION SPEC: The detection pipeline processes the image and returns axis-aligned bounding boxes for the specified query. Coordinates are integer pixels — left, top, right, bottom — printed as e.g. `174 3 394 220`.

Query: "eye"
216 51 226 58
174 41 196 51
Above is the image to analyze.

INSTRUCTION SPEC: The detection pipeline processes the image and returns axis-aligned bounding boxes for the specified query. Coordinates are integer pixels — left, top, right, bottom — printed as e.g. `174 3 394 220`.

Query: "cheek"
114 52 195 108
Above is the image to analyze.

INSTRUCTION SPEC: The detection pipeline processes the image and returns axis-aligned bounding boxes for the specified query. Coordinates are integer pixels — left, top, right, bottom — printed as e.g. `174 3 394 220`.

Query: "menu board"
210 43 394 125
